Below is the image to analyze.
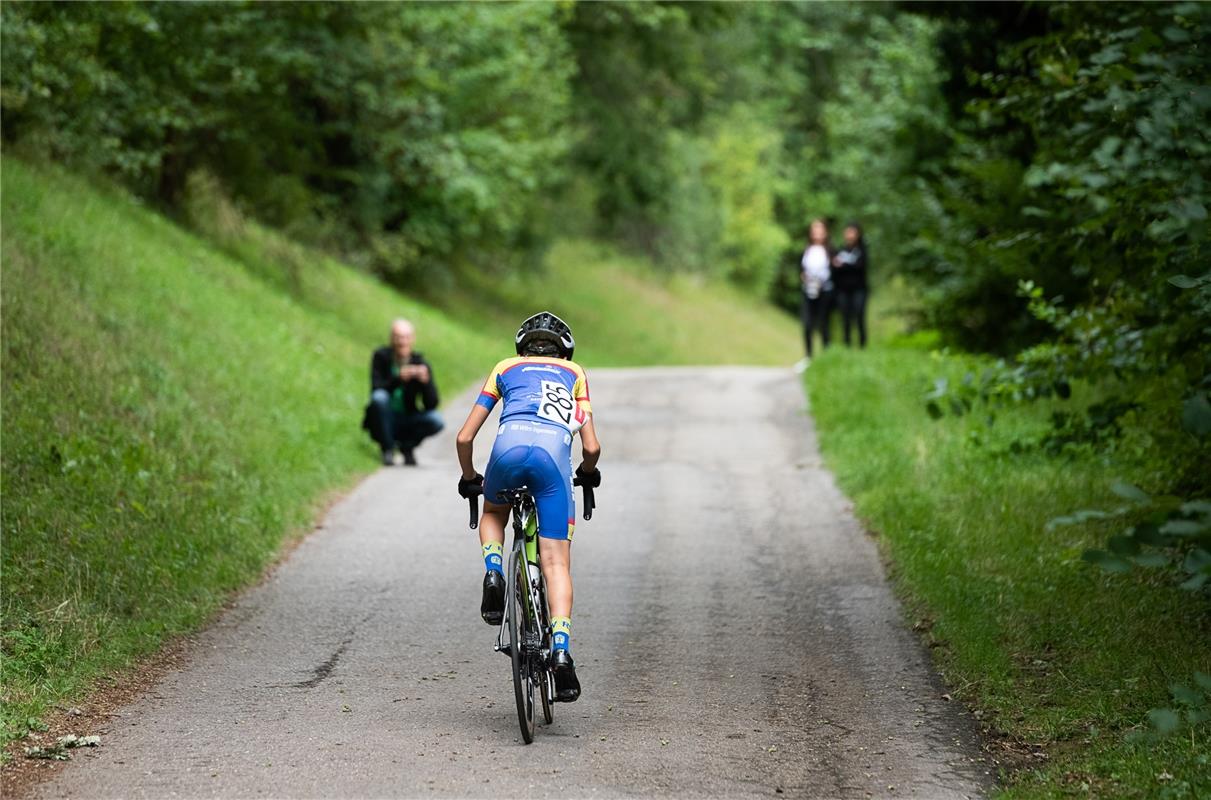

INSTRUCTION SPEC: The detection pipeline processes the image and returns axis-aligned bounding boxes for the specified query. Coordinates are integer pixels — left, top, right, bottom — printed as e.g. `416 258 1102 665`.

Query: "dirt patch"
1 632 194 797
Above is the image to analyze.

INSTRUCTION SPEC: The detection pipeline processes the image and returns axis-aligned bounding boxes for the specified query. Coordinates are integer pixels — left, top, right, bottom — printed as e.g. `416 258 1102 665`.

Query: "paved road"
33 367 990 799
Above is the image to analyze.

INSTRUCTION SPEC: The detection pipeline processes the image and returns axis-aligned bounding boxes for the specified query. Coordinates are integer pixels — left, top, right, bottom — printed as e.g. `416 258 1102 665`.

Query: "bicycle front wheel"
539 666 554 725
507 548 535 743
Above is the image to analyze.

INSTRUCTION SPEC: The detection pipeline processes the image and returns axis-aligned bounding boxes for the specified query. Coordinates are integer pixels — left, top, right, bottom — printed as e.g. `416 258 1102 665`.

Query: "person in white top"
799 218 835 359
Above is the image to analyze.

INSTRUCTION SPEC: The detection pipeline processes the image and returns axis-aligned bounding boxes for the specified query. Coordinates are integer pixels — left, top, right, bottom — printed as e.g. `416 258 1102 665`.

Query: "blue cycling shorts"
484 418 575 541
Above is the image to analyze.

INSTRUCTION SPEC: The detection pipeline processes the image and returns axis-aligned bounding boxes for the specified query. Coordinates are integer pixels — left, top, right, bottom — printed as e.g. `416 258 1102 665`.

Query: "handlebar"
572 474 596 521
465 482 598 528
581 484 595 521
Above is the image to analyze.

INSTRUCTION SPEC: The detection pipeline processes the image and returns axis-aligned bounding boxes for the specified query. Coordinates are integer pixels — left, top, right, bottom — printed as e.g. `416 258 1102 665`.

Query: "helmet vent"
515 311 575 359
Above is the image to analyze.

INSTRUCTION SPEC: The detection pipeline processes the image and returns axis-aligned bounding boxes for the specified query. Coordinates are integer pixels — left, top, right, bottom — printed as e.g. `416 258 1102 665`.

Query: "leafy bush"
1131 673 1211 744
906 2 1210 357
1 2 949 300
0 2 576 284
1048 482 1211 592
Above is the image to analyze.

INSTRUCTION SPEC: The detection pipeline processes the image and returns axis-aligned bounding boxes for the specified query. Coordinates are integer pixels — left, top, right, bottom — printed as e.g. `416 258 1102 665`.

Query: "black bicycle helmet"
515 311 575 359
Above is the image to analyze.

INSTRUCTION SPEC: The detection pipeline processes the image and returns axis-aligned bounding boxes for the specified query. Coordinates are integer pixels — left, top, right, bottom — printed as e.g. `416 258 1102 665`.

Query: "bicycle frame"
495 492 549 667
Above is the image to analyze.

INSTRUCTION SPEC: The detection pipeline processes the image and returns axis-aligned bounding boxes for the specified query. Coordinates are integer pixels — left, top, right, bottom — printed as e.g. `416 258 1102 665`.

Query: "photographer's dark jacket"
370 347 439 415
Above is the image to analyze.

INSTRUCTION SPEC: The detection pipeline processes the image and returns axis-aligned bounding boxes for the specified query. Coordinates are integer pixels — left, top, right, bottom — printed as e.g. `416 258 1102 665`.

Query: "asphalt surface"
32 367 991 799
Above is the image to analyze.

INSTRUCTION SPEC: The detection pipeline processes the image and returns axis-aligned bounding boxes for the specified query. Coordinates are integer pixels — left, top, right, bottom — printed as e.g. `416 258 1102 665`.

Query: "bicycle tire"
508 547 535 743
536 580 554 725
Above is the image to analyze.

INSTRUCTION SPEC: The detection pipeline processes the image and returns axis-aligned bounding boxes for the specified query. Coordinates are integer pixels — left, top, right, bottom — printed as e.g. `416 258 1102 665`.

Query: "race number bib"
536 379 585 433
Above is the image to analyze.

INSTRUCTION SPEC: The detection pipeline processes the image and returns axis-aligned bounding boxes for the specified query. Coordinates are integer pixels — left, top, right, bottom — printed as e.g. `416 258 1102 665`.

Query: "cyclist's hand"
573 465 601 488
458 473 484 499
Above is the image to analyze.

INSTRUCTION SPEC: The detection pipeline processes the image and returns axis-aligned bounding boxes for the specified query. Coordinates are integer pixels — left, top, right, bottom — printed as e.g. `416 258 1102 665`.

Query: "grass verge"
804 289 1210 798
437 238 802 367
0 155 799 749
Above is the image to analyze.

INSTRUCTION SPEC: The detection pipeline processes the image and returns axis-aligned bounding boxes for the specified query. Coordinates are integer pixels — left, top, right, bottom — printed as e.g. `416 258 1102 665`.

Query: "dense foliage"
907 3 1210 352
1 2 576 284
1 1 937 300
564 2 942 301
907 1 1211 763
910 2 1209 497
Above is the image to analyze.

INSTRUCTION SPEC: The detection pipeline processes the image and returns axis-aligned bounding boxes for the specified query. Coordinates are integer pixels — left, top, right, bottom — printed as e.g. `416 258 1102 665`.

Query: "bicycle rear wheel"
537 582 554 725
507 548 535 743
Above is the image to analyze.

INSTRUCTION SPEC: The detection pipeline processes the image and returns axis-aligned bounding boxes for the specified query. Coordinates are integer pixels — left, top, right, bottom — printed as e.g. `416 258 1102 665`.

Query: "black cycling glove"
458 473 484 499
573 465 601 488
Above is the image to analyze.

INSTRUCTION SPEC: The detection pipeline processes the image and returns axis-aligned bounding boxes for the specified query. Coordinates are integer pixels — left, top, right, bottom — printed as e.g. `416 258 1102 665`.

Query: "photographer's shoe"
480 570 505 625
551 649 581 702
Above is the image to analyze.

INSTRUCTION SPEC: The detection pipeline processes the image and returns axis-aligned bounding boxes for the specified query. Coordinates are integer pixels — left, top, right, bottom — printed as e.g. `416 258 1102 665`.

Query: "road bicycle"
467 479 595 743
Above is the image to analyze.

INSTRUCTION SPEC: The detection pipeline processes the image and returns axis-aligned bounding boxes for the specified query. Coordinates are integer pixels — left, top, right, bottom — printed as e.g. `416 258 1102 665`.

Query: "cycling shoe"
480 570 505 625
551 649 581 702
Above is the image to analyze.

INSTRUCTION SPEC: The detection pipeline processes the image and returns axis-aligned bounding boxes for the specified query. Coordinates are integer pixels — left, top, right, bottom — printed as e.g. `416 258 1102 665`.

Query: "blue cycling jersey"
476 356 591 432
475 356 593 540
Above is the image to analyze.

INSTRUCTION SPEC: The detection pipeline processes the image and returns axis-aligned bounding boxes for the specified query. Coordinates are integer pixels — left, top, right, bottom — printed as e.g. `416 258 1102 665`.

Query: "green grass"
805 290 1210 798
435 238 802 368
0 157 496 750
0 155 799 748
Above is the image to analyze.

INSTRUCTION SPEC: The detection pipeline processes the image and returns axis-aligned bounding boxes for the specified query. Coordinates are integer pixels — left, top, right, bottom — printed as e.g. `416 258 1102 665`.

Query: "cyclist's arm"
456 404 490 479
578 416 601 472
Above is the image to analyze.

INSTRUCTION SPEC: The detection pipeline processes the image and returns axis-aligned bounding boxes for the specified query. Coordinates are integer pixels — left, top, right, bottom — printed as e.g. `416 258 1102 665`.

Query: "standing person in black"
831 222 869 348
363 318 444 465
799 218 835 363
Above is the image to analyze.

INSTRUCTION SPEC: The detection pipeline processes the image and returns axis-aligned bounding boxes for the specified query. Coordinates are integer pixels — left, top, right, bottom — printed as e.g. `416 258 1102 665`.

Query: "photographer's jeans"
367 388 444 452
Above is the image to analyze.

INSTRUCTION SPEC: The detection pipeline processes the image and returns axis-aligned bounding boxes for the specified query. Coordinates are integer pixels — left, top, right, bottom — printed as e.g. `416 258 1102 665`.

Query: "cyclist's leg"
538 539 571 619
479 500 510 569
527 448 575 635
526 453 573 575
527 446 582 701
481 445 530 568
479 441 531 623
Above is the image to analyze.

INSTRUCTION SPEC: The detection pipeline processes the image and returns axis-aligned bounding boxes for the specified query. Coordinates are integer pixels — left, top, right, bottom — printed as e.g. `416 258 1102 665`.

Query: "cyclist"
456 312 601 702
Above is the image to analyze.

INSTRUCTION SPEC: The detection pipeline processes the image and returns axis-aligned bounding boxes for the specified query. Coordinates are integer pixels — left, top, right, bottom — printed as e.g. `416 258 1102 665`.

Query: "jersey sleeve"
573 370 592 415
475 360 506 410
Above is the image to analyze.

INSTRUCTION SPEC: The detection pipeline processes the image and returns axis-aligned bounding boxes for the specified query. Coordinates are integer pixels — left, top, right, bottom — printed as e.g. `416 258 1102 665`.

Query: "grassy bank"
437 238 802 367
0 156 799 748
805 293 1210 797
